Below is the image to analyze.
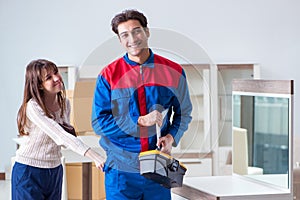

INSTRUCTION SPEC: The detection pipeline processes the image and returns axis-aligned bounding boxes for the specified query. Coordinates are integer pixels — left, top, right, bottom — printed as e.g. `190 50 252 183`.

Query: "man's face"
117 19 150 60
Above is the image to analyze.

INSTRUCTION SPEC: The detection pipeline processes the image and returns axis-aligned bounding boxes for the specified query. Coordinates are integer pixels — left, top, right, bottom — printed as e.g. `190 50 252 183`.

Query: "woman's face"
41 69 63 96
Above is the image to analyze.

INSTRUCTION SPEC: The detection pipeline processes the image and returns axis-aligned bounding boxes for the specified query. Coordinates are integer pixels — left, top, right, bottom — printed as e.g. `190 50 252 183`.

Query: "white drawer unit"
179 158 212 177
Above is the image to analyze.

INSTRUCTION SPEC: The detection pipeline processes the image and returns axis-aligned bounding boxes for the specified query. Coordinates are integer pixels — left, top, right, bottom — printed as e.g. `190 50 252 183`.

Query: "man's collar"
123 49 154 68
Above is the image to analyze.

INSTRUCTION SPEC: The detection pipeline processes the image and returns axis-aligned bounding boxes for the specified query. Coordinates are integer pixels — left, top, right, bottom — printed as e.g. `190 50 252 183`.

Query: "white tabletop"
183 175 290 197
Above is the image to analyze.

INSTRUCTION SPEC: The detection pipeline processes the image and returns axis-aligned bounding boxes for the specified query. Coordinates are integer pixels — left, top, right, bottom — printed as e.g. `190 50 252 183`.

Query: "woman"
11 59 105 199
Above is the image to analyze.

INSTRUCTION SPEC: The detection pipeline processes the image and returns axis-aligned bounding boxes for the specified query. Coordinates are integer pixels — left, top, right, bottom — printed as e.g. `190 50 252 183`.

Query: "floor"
0 179 187 200
0 180 10 200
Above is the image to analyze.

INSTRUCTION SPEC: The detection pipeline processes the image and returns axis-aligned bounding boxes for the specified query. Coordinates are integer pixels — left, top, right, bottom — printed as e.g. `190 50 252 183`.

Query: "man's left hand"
157 134 174 155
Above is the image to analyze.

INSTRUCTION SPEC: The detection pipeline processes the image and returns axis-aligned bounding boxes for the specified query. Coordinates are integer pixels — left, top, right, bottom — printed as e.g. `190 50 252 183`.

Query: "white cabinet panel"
180 158 212 177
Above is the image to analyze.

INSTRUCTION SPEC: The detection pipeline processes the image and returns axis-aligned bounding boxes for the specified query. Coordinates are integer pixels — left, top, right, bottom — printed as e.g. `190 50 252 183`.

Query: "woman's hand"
84 148 106 171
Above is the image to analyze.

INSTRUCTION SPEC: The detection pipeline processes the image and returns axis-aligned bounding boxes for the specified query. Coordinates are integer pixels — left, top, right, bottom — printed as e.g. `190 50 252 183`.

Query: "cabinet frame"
175 63 259 176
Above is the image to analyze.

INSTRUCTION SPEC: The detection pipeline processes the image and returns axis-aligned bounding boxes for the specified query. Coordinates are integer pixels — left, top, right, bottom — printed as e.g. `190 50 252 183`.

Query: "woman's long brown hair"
17 59 66 135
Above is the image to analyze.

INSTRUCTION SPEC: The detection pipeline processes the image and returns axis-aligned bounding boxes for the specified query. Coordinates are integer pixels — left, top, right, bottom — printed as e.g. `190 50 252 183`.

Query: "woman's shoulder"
27 98 37 108
26 98 44 116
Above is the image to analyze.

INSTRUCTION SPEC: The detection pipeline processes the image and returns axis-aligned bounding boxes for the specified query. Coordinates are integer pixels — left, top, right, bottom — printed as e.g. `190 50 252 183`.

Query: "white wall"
1 0 300 172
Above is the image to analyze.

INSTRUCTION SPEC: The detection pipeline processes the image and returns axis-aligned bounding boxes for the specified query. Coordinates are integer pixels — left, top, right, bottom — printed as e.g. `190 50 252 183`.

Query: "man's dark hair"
111 9 148 34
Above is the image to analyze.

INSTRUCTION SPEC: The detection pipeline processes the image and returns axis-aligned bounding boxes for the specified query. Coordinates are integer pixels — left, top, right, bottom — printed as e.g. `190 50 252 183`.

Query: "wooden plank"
217 64 253 70
232 79 293 95
172 184 218 200
0 173 5 180
181 64 210 69
82 163 92 200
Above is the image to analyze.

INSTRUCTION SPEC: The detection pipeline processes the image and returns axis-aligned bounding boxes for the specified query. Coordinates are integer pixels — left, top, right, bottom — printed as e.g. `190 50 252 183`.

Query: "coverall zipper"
140 65 144 81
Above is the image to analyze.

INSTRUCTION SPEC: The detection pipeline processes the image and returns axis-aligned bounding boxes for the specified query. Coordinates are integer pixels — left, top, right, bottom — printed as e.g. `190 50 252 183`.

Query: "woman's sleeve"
26 100 90 156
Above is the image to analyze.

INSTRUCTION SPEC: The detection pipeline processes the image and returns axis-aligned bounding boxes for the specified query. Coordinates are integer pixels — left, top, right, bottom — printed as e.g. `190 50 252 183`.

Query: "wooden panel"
82 163 92 200
217 64 253 70
181 64 210 69
66 163 106 200
182 63 254 70
172 184 218 200
0 173 5 180
232 79 293 95
66 163 82 200
92 164 106 200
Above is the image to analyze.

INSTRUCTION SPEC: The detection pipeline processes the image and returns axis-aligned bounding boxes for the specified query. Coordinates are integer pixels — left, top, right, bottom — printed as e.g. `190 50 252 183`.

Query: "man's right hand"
137 110 163 127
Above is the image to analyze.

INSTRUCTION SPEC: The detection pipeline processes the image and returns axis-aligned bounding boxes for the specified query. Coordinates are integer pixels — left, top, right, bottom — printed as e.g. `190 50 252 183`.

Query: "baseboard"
0 173 5 180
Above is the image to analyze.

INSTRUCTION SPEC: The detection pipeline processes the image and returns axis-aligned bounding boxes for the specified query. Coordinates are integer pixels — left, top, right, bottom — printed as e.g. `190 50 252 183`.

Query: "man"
92 9 192 200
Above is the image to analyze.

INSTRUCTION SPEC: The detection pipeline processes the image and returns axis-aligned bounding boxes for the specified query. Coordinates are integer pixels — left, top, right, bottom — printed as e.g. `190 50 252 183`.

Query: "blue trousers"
11 162 63 200
104 166 171 200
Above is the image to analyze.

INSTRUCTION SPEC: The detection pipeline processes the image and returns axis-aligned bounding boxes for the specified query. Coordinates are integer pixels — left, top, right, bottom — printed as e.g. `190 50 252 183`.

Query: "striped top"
15 98 90 168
